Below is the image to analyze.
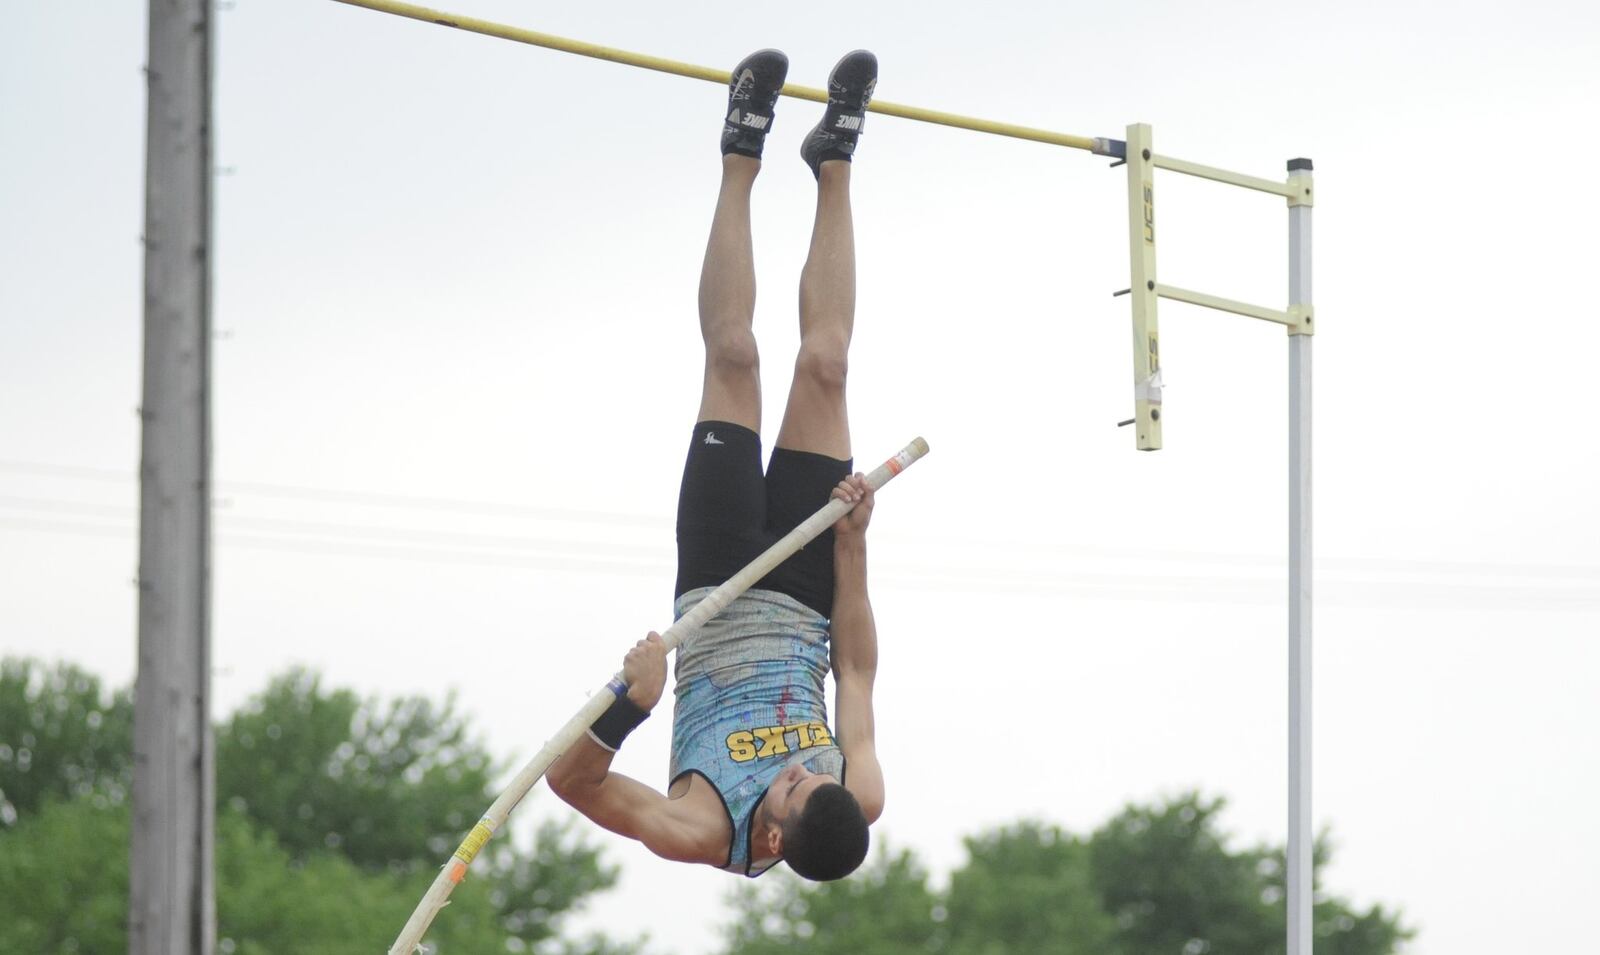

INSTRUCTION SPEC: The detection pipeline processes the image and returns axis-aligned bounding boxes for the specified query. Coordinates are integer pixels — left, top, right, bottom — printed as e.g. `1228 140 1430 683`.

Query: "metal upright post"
1285 157 1315 955
131 1 215 953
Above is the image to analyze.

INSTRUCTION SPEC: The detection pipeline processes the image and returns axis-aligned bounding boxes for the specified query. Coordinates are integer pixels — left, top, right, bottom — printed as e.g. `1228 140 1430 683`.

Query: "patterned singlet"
669 586 846 877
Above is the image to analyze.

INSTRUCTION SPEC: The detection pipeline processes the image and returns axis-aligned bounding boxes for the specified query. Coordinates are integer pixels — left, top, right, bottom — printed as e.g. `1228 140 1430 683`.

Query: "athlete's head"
780 781 869 881
763 760 869 881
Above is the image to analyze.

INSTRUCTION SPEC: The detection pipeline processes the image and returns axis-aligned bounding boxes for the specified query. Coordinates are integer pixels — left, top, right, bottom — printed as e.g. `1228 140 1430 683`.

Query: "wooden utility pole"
131 1 214 952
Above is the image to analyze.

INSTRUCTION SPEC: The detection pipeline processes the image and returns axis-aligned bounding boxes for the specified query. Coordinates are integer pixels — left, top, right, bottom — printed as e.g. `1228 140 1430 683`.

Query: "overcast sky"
3 1 1597 952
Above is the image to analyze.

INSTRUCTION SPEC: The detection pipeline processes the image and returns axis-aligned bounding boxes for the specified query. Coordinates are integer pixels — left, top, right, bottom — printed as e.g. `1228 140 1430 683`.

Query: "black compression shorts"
674 421 852 618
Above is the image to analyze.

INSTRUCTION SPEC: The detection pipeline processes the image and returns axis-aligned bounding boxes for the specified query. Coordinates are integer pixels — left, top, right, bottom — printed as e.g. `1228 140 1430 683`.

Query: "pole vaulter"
390 440 927 954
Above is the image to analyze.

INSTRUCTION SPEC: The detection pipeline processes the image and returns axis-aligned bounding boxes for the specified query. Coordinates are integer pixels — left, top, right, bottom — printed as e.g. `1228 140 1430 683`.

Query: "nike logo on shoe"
704 432 725 445
834 114 863 131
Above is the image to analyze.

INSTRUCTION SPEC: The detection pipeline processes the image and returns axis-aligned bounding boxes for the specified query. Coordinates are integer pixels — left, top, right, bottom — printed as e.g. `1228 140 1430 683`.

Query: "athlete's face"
768 761 833 827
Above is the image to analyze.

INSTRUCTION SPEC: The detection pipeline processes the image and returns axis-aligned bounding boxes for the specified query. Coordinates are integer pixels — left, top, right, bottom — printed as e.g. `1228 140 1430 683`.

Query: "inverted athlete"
547 48 883 881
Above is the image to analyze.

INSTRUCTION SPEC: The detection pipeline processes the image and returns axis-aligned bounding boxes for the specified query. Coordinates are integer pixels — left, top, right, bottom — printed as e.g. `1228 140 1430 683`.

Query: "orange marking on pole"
447 860 467 884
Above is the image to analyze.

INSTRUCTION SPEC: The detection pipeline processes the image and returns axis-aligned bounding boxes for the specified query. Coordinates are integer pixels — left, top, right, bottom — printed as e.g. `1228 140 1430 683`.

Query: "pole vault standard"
327 2 1315 951
388 439 929 954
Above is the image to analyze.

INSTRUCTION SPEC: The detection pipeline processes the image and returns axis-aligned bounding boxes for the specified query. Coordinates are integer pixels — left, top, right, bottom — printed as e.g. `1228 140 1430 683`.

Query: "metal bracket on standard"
1096 137 1129 168
1286 162 1314 208
1287 304 1314 336
1093 137 1127 160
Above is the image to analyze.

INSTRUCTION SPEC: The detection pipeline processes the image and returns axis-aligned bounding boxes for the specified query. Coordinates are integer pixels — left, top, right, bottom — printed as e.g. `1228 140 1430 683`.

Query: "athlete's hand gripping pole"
388 436 930 954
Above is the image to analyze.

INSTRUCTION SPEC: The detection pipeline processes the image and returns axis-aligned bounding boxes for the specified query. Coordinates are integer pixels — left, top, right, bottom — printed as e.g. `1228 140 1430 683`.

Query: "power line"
4 512 1595 612
0 459 667 528
0 495 660 557
3 482 1597 586
6 462 1597 583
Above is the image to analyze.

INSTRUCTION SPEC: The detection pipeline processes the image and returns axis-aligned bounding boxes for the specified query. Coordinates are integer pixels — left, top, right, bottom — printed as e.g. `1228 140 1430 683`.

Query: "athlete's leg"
773 159 855 459
695 153 762 431
676 52 789 603
696 49 789 430
761 53 876 614
777 49 877 459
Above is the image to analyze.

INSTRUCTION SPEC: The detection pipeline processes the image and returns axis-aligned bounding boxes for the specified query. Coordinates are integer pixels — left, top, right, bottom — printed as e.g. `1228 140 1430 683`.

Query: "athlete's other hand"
623 632 668 711
831 473 874 538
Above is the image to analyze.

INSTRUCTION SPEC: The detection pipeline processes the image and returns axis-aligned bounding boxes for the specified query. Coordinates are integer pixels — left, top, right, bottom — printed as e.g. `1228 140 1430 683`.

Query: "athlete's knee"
704 327 760 379
795 334 848 391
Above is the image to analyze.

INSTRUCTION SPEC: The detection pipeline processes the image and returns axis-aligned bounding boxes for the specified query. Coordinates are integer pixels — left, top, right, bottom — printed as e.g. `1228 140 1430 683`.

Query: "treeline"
0 659 634 954
720 800 1410 955
0 659 1409 954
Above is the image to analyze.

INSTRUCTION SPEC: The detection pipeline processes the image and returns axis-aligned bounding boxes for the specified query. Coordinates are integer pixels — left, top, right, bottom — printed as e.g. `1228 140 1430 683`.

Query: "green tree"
720 794 1411 955
0 658 641 954
214 807 623 955
215 667 632 950
1259 839 1412 955
1089 793 1414 955
944 822 1121 955
216 667 496 871
0 657 133 826
1089 793 1281 954
0 793 129 953
722 845 943 955
0 797 614 954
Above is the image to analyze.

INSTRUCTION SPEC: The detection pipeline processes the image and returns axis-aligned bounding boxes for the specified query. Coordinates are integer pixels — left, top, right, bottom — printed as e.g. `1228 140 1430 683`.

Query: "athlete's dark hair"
780 782 869 882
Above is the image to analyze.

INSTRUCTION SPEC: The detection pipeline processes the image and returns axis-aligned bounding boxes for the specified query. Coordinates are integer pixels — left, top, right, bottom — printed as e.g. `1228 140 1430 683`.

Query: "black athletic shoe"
800 49 878 178
722 49 789 159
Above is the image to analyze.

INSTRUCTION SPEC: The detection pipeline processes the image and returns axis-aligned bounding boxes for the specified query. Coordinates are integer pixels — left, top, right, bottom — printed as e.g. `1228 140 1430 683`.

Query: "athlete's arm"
546 633 722 864
828 474 885 822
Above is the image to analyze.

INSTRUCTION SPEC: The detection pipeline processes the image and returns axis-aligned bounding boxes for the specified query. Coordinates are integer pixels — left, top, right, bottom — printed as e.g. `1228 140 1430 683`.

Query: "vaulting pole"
388 438 929 954
131 1 216 952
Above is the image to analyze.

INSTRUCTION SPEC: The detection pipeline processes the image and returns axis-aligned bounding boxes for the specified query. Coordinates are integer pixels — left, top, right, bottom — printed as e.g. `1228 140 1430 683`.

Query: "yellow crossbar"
329 0 1100 153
